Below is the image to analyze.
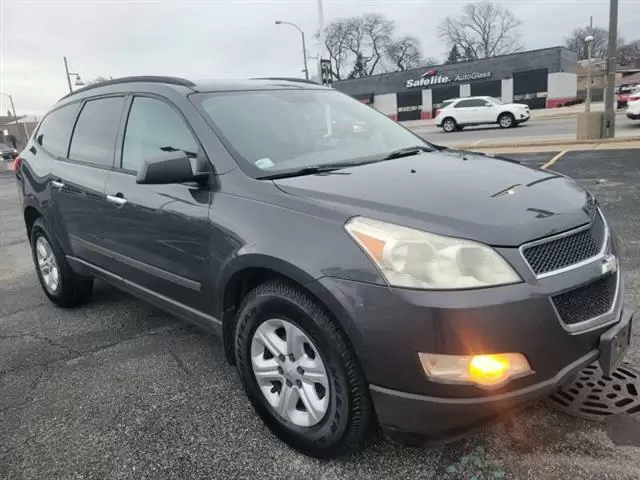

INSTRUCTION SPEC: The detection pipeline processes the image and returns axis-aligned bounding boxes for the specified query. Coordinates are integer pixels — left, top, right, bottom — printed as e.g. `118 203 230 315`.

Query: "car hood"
508 103 530 109
273 151 596 247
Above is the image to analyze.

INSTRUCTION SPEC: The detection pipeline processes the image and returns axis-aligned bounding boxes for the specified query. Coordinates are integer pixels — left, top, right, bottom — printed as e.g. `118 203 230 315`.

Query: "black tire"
234 280 372 458
498 112 515 129
441 117 457 133
30 218 93 308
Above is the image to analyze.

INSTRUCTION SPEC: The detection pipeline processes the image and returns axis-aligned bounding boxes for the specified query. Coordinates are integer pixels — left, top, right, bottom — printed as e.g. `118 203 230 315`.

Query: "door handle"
106 194 127 207
51 180 65 190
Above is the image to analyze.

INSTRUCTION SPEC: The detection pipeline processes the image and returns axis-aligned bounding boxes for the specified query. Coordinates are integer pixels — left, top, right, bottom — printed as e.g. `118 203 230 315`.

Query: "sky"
1 0 640 117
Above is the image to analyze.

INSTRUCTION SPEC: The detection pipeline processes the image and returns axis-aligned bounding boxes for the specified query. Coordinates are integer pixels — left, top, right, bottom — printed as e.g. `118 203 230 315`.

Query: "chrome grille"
552 274 617 325
522 213 606 275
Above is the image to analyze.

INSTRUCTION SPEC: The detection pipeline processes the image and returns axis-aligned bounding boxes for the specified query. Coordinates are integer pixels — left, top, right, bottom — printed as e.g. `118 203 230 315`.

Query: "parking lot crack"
167 347 190 375
0 333 80 356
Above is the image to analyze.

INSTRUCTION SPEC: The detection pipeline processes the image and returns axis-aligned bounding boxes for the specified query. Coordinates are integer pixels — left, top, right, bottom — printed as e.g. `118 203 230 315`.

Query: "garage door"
396 90 422 121
470 80 502 98
513 69 548 109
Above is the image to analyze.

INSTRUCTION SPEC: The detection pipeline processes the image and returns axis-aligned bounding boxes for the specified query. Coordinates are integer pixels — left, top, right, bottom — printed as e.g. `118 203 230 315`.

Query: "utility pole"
317 0 325 77
602 0 618 138
585 36 594 112
0 93 28 140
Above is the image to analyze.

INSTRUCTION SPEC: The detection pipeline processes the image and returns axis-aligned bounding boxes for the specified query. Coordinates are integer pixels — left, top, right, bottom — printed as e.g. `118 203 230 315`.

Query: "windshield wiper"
258 163 356 180
383 145 434 160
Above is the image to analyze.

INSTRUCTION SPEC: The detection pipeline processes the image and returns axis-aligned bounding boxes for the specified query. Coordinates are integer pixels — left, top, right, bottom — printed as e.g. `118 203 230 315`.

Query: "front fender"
215 252 368 362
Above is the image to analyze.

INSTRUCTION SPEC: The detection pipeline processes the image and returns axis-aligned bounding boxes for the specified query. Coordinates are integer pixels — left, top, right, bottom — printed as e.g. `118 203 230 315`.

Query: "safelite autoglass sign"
406 69 492 88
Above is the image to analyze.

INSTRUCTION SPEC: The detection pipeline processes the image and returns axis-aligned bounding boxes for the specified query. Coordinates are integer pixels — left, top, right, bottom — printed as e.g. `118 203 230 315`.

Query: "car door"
452 99 478 124
49 96 125 265
476 98 499 122
102 95 211 312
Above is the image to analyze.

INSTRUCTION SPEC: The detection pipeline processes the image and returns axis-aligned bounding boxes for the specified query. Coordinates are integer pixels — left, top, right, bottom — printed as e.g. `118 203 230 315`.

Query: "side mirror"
136 151 209 185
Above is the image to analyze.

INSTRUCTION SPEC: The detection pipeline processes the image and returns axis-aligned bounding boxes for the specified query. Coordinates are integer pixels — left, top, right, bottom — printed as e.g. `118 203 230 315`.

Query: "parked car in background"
616 84 639 109
14 77 632 458
627 95 640 120
435 96 530 132
0 142 19 161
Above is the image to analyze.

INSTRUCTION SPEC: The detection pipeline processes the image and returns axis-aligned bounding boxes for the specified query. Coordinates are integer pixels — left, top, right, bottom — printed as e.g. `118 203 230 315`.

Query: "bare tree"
345 13 394 78
565 26 611 60
438 1 523 60
386 36 423 71
618 40 640 66
324 19 353 80
324 13 431 79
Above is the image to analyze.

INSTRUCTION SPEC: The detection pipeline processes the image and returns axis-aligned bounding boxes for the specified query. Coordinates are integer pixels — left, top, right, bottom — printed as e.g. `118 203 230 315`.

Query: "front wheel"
498 112 515 128
234 281 372 458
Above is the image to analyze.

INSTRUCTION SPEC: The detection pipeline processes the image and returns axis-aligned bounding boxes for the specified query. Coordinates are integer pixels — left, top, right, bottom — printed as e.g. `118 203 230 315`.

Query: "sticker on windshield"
255 157 275 169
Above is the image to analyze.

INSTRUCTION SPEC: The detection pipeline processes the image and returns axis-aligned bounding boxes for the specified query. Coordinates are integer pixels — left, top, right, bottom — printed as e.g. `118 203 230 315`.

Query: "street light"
63 56 85 93
275 20 309 80
0 92 29 140
585 35 595 112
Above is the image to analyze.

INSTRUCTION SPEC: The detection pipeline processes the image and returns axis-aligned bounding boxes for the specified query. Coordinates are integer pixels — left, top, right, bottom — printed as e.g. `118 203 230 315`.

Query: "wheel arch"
24 205 43 240
497 110 515 122
217 254 362 366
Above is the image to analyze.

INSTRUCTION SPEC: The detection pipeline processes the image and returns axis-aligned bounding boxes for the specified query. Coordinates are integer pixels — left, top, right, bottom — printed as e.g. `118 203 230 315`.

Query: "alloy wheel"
500 114 513 128
443 119 456 132
35 236 60 293
250 318 330 427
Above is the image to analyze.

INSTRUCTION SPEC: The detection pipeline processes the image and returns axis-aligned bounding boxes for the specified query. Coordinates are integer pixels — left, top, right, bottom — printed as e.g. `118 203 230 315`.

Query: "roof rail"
59 76 196 101
253 77 322 85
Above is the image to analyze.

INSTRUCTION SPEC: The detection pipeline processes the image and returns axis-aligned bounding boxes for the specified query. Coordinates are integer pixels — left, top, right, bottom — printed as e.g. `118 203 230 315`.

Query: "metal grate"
522 213 606 275
552 274 617 325
546 363 640 422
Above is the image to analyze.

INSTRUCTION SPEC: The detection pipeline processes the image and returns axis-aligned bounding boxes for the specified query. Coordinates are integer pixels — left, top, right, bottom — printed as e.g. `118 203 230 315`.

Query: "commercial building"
334 46 578 121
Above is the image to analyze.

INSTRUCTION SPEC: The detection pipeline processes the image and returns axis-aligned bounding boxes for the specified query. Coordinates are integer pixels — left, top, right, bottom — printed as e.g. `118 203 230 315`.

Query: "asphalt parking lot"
2 149 640 480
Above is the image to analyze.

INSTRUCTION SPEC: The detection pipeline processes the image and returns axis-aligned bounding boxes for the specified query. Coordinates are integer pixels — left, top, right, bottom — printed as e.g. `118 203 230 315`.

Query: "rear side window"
36 104 78 158
69 97 125 167
455 99 488 108
121 96 198 172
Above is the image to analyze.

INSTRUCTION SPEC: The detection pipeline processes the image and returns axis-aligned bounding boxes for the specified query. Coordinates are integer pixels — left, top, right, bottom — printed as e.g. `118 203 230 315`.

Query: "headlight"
345 217 521 289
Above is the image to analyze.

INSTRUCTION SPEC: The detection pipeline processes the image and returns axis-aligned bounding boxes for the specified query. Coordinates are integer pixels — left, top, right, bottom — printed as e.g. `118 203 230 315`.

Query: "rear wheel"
30 218 93 307
498 112 515 129
442 117 457 133
235 280 371 458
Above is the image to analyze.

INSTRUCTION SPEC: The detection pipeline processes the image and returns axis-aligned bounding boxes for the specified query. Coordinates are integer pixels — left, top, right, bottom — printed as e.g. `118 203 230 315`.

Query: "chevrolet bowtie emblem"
601 254 618 275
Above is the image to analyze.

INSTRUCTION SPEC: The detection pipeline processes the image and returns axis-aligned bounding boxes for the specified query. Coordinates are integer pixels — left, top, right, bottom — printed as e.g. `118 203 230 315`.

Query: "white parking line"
541 150 568 170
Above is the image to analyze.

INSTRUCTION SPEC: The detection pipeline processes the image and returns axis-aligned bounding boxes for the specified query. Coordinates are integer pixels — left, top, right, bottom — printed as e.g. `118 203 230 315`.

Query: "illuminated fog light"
418 352 533 388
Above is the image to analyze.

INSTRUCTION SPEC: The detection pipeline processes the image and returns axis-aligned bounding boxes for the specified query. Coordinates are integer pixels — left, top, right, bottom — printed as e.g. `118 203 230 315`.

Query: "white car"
626 88 640 120
435 96 531 132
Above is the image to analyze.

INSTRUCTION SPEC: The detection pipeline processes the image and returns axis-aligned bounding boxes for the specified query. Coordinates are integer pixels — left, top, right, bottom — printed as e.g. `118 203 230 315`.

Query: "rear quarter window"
35 104 79 158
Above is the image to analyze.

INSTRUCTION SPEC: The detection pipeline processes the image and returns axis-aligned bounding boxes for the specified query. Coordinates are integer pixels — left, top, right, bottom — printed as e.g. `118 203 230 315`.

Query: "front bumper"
317 240 629 439
627 112 640 120
371 309 632 440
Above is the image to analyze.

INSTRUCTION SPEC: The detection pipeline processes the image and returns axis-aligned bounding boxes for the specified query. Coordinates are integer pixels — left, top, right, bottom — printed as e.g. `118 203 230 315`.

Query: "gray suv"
14 76 633 458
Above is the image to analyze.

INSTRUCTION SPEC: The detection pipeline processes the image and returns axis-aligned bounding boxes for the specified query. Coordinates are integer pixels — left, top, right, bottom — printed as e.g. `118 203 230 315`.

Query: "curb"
449 136 640 150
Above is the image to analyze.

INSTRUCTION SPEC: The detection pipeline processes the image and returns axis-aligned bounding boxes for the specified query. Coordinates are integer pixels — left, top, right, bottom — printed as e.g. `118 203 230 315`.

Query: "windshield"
193 89 431 176
490 97 507 105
